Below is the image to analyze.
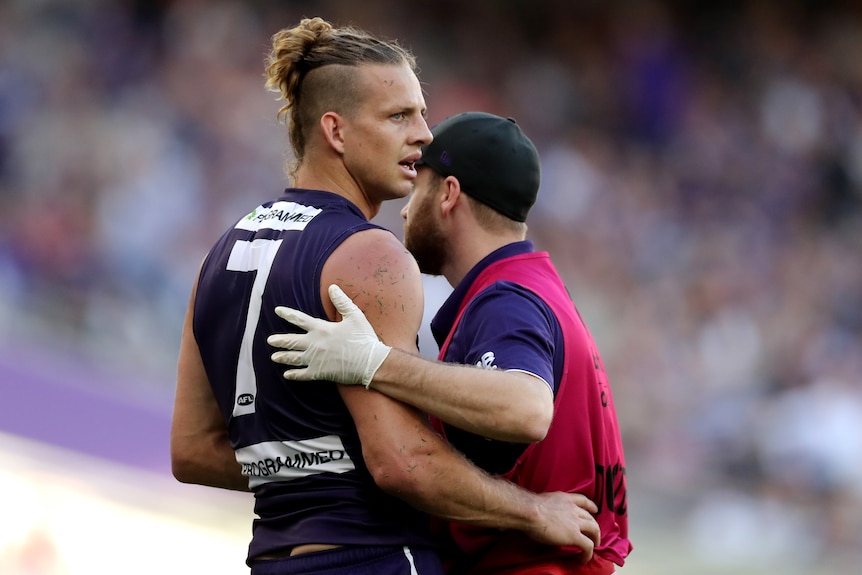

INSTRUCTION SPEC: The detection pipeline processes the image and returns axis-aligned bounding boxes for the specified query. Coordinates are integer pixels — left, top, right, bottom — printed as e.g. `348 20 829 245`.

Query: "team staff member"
269 112 632 574
170 19 601 575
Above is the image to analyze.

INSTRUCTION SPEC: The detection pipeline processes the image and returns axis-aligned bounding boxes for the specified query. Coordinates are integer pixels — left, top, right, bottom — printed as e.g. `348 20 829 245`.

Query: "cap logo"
438 150 452 167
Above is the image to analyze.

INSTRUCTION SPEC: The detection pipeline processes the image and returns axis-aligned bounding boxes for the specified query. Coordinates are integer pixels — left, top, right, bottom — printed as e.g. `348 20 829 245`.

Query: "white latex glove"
267 284 391 388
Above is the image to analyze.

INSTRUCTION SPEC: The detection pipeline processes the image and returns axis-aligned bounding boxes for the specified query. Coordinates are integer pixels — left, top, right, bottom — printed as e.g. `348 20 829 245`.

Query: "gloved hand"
267 284 391 388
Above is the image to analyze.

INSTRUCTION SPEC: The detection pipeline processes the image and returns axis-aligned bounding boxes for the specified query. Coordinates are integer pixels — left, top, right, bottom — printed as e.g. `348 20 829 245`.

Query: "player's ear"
320 112 345 154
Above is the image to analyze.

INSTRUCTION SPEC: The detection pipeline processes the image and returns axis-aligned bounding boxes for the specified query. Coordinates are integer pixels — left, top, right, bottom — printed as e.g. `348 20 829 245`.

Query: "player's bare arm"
171 266 249 492
318 230 598 556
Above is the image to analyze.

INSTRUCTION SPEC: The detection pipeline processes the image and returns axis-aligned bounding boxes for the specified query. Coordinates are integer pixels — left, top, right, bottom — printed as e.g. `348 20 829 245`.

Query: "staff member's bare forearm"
379 350 552 442
268 284 553 443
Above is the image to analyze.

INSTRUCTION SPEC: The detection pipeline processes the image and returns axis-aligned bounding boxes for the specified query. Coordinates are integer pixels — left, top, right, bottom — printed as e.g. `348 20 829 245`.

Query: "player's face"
342 63 432 203
402 167 447 276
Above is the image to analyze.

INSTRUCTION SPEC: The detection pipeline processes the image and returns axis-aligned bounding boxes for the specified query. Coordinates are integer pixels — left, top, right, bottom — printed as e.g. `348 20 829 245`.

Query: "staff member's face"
341 63 432 203
402 167 447 276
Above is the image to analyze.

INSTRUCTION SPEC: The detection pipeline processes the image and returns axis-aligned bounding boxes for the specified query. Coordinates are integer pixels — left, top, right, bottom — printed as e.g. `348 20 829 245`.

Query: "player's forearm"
371 349 553 443
413 474 541 532
376 439 541 530
363 403 599 555
380 442 599 558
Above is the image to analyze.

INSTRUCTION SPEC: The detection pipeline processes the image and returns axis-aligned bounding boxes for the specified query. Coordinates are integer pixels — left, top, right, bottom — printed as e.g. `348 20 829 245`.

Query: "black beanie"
415 112 540 222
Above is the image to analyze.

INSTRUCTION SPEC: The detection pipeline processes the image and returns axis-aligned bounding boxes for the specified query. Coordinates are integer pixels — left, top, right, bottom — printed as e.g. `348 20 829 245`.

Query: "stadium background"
1 0 861 573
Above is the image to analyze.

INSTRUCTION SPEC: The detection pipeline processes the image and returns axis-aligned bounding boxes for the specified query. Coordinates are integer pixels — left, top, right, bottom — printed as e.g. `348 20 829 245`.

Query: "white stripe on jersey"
235 435 355 488
402 546 419 575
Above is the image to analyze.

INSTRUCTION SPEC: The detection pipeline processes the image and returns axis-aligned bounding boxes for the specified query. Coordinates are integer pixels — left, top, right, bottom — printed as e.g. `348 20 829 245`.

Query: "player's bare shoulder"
321 227 423 342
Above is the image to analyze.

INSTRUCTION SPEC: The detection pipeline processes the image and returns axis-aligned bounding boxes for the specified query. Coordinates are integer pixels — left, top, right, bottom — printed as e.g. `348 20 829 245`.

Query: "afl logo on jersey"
476 351 498 370
237 393 255 406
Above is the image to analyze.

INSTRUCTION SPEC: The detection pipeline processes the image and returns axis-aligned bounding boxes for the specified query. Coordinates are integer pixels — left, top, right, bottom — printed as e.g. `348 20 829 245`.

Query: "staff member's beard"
403 195 447 276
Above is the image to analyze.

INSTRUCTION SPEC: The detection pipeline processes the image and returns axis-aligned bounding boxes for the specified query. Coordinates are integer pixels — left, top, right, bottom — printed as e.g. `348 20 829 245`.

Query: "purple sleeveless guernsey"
429 244 631 573
194 189 437 565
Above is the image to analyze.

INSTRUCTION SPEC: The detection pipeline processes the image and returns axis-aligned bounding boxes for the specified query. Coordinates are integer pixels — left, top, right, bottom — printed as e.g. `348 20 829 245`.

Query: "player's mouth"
400 154 421 177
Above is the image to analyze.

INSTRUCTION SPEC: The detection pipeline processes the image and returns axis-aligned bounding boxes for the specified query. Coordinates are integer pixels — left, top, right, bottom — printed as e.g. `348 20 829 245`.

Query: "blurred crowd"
1 0 861 570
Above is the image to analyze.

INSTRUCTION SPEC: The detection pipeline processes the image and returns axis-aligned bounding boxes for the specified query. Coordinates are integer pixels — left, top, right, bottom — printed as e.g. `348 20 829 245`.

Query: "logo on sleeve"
476 351 498 370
